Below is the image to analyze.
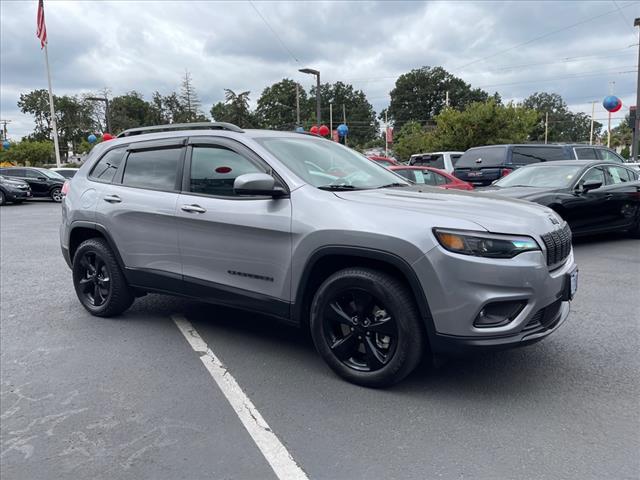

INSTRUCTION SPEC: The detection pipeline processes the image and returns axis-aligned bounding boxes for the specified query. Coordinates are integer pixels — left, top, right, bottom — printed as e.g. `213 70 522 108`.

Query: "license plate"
467 171 482 177
564 268 578 300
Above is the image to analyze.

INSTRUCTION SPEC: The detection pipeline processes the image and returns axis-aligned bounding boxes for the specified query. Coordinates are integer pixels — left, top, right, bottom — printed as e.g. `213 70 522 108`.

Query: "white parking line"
172 315 309 480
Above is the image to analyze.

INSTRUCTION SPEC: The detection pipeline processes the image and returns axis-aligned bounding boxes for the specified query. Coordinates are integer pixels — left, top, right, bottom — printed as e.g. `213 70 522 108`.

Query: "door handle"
605 194 613 200
103 194 122 203
181 204 206 214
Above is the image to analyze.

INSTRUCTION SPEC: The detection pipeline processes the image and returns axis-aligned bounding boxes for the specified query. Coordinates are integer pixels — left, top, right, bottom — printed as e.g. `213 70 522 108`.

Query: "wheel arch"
292 246 436 340
68 222 126 271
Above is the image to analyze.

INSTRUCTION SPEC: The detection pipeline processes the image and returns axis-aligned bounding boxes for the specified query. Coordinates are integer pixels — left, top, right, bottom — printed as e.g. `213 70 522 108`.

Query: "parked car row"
0 167 68 203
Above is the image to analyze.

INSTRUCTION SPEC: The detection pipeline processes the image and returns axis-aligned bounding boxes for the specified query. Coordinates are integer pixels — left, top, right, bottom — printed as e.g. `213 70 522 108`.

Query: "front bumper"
412 244 576 354
4 188 31 201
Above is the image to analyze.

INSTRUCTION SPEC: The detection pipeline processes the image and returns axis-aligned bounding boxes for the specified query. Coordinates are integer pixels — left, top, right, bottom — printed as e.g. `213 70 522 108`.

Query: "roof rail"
116 122 244 138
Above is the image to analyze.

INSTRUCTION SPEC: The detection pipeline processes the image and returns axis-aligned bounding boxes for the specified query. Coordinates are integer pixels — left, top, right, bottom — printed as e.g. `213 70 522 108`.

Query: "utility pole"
0 119 11 141
298 68 321 127
632 17 640 161
590 101 595 145
342 104 347 146
445 91 450 108
329 102 333 138
544 112 549 144
295 83 300 128
385 110 388 157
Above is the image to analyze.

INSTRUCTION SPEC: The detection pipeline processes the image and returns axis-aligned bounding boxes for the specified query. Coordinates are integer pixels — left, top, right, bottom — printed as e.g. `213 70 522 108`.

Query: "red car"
368 156 399 167
389 166 474 191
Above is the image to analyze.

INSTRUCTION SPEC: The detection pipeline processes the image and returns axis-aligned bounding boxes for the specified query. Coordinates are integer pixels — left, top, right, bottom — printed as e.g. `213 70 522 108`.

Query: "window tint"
450 154 462 166
1 168 24 177
579 167 605 187
605 165 635 184
394 169 415 182
411 154 444 169
90 149 125 183
433 172 448 185
512 146 567 165
189 146 264 196
25 169 43 179
456 147 507 168
597 149 624 163
575 148 598 160
122 148 181 191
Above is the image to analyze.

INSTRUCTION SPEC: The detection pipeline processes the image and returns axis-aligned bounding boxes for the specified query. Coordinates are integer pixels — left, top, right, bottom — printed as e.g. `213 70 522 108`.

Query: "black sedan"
0 174 32 205
479 160 640 237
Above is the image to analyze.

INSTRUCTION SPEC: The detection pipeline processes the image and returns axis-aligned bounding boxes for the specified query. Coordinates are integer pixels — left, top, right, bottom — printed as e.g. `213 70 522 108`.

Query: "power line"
611 0 638 39
476 67 637 89
454 1 640 71
248 1 299 63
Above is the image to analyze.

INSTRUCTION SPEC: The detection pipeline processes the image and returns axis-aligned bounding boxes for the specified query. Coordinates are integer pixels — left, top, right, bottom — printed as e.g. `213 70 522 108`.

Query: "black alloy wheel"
77 252 111 307
323 289 398 372
310 268 425 388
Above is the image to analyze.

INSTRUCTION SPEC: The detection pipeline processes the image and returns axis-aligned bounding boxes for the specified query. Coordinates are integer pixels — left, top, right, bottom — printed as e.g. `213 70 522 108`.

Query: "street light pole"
299 68 321 127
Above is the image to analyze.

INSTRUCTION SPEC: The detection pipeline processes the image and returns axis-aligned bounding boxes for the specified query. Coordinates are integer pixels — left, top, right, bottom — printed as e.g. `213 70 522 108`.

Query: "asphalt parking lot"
1 201 639 480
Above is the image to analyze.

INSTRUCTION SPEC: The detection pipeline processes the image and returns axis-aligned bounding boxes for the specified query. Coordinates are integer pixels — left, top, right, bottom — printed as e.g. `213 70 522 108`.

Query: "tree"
0 140 54 166
611 113 633 150
178 70 205 122
522 92 601 143
256 79 308 130
108 91 156 133
210 89 255 127
17 89 55 141
309 81 378 146
394 100 538 160
387 66 491 128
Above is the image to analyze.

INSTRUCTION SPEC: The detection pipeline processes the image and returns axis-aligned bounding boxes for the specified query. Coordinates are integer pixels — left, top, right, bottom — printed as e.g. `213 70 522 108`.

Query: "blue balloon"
87 134 97 144
2 140 9 150
295 126 305 132
602 95 621 113
337 124 348 137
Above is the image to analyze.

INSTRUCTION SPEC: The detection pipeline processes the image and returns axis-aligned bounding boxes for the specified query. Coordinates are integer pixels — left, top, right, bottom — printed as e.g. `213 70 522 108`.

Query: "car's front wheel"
50 187 62 202
310 268 425 387
72 238 134 317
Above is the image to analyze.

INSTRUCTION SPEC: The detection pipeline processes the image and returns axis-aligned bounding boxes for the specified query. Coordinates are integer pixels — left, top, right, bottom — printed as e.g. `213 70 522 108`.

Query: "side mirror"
580 179 602 193
233 173 286 197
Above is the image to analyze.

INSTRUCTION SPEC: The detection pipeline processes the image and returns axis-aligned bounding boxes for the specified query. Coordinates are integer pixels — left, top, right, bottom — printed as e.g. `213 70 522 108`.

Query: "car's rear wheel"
310 268 424 388
0 191 5 206
72 238 134 317
50 187 62 202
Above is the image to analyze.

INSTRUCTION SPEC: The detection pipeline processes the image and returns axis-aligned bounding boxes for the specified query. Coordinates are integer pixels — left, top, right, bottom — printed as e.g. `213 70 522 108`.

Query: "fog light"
474 301 525 328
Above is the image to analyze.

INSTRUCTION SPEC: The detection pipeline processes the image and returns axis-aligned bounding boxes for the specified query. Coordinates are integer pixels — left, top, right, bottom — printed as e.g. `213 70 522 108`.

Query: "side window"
433 172 448 185
89 149 125 183
598 149 624 162
575 148 598 160
189 146 265 197
122 147 181 191
1 168 24 177
394 170 415 182
415 170 438 186
25 170 42 179
430 155 445 170
579 167 605 187
605 166 633 184
512 146 566 165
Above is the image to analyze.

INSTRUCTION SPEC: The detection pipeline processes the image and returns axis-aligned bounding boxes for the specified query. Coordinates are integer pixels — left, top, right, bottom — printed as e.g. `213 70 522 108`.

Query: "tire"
310 268 425 388
629 215 640 238
72 238 134 317
50 187 63 202
0 191 5 206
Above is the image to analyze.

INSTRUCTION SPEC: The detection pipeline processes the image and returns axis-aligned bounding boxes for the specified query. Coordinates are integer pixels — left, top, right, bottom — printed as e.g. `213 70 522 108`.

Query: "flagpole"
43 43 61 168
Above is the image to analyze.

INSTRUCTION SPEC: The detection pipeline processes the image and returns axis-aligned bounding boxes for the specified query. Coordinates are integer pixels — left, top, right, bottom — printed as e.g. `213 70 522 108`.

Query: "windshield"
494 165 581 188
255 137 409 190
38 168 65 180
456 147 507 168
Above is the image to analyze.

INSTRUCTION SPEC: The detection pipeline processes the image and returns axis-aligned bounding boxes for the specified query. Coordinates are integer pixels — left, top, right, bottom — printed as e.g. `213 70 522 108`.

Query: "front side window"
579 167 605 187
90 149 125 183
189 146 264 197
122 148 181 191
255 137 409 190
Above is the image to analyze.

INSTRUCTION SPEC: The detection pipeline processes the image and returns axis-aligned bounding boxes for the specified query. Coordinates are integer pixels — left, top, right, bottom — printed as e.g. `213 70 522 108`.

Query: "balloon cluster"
602 95 622 113
2 140 10 150
337 124 348 137
87 133 115 144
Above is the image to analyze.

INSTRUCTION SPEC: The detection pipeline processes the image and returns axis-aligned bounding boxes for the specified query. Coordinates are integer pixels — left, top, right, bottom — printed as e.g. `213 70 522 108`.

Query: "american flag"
36 0 47 49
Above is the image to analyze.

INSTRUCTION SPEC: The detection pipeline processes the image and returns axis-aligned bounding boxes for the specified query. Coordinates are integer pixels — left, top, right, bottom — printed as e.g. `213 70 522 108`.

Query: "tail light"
500 168 513 177
61 180 70 196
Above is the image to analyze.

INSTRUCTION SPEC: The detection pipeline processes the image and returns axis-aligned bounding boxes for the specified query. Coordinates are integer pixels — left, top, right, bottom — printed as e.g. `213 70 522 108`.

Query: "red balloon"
310 125 319 134
610 103 622 113
102 133 114 141
318 125 330 136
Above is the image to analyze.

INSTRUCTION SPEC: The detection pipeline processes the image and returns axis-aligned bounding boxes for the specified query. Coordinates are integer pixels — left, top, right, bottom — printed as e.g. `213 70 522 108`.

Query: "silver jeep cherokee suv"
61 123 578 387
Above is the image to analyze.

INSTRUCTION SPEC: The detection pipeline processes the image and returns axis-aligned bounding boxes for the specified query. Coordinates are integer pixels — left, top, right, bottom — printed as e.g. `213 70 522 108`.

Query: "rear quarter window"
456 147 507 168
511 146 567 164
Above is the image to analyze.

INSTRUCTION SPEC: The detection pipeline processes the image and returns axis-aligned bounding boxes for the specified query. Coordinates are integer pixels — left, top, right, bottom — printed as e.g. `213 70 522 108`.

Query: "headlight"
433 228 540 258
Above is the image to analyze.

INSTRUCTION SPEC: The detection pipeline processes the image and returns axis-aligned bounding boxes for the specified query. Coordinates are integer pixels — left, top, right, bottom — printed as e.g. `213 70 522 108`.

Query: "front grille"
541 224 572 267
523 299 563 332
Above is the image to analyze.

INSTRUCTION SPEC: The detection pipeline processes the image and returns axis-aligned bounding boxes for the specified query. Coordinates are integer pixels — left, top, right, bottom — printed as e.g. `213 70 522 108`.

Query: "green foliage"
522 92 601 143
256 79 309 130
611 113 633 149
388 66 491 128
211 89 256 127
393 121 432 161
309 81 379 146
108 91 156 133
0 140 54 166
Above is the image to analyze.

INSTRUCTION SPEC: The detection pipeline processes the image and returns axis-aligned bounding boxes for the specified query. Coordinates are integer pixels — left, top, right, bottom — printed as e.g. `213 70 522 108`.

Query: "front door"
563 166 610 234
176 138 292 307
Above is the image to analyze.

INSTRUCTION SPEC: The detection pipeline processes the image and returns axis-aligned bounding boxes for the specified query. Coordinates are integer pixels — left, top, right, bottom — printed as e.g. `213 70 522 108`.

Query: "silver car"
60 123 578 387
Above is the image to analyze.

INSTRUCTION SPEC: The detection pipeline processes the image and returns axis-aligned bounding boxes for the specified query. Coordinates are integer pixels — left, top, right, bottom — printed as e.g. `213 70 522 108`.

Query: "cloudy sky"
1 0 638 139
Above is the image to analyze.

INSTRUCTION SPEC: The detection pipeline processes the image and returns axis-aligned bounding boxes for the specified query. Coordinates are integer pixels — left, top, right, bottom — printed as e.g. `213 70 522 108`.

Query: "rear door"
600 165 640 230
94 139 184 278
176 137 292 304
453 147 507 186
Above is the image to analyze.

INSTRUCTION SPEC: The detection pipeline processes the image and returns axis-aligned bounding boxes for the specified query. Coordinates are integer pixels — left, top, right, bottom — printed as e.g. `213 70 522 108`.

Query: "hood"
476 186 558 200
1 178 29 187
334 186 561 236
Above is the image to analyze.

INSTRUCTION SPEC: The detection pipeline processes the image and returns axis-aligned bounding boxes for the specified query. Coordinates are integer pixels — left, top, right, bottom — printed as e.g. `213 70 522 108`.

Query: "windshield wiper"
318 184 360 191
376 182 409 189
